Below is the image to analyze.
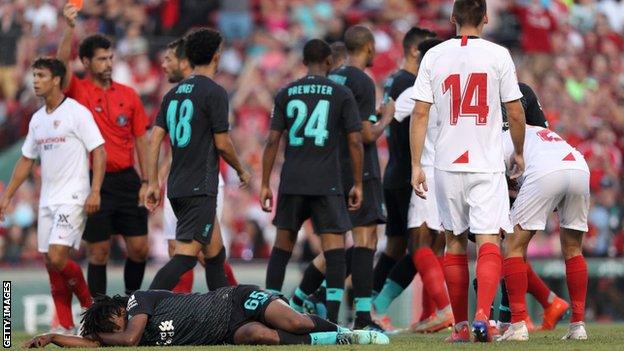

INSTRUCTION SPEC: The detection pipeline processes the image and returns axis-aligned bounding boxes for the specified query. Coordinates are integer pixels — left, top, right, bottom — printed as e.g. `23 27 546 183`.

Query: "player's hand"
138 182 148 207
380 99 395 123
348 183 363 211
144 183 161 212
84 191 101 215
260 186 273 212
411 166 428 199
238 170 251 189
0 195 10 222
24 333 53 348
63 3 78 28
509 153 525 180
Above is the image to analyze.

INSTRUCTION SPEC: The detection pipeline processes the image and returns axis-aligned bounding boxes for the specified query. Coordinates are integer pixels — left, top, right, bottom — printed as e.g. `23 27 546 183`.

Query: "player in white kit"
0 58 106 332
498 123 590 341
409 0 526 342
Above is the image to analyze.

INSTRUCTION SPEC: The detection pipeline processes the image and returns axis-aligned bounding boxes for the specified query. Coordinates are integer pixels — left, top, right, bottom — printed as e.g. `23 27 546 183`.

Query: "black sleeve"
520 83 548 128
356 78 377 123
154 97 168 130
127 290 173 318
210 85 230 133
270 90 286 132
341 90 363 133
390 76 416 101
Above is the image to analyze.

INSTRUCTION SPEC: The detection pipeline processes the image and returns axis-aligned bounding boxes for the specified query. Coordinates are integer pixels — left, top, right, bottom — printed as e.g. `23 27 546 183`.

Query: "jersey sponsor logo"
159 320 174 332
36 137 66 145
116 114 128 127
158 320 175 346
126 295 138 311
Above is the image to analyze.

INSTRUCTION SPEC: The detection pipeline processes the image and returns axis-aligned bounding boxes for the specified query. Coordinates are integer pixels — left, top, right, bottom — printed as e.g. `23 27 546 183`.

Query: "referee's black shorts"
83 168 148 243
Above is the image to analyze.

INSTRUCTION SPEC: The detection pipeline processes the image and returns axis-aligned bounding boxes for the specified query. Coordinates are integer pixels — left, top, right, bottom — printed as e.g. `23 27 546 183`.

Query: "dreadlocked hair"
80 295 129 336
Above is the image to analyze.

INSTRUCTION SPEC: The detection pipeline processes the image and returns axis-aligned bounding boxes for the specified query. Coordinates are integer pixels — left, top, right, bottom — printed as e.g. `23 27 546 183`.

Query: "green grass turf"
9 324 623 350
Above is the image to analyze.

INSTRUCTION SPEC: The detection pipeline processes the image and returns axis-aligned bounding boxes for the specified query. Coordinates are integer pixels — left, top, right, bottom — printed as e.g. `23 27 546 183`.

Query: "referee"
57 4 149 297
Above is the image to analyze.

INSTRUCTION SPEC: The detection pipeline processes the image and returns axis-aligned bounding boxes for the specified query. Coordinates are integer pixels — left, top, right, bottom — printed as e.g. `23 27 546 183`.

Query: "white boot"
561 322 588 340
496 321 529 341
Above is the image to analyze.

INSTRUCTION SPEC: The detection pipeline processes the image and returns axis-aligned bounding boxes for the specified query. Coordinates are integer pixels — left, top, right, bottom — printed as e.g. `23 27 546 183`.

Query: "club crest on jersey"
116 114 128 126
53 120 61 129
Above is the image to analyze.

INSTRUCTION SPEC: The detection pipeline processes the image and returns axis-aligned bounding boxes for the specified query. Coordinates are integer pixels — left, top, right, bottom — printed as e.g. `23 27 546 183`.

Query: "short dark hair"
344 25 374 53
167 38 186 60
79 34 113 60
32 57 67 86
330 42 347 63
418 38 443 57
452 0 487 27
303 39 332 65
80 295 128 337
403 27 436 54
184 28 222 66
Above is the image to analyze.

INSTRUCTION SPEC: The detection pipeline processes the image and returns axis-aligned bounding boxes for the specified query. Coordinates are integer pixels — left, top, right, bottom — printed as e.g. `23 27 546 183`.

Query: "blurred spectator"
0 3 22 103
217 0 252 42
24 0 57 35
587 178 622 256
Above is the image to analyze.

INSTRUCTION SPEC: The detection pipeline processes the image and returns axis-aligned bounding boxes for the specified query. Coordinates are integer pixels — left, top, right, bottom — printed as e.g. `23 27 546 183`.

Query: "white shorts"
408 166 442 231
163 179 225 241
512 169 590 232
435 170 512 235
37 204 85 253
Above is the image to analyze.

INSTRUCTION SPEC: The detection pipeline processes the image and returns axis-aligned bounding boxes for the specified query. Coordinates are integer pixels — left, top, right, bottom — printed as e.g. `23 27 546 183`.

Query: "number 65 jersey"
270 75 361 195
155 75 229 198
412 36 523 173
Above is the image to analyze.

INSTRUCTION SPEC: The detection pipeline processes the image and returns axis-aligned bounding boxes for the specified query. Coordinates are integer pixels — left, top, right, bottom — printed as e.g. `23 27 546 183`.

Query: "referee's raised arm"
58 3 77 90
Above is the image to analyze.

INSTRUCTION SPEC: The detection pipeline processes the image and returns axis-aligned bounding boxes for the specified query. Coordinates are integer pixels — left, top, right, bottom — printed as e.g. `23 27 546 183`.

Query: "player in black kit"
261 39 364 324
144 28 250 290
24 285 389 347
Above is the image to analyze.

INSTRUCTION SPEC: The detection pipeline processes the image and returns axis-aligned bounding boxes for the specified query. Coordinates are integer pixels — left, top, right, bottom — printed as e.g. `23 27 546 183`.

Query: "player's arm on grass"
24 333 101 348
145 126 166 211
93 314 148 346
409 101 431 199
0 156 34 221
58 3 78 89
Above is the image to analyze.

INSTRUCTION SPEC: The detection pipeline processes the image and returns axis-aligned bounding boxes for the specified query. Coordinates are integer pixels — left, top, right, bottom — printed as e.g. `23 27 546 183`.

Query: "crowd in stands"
1 0 623 266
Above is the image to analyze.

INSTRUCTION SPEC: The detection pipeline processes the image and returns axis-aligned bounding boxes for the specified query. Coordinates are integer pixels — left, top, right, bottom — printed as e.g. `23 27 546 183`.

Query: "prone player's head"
31 57 66 98
344 25 375 67
80 295 129 337
303 39 333 75
330 41 347 70
163 38 192 83
403 27 436 59
451 0 488 32
79 34 114 83
417 38 443 62
184 28 223 69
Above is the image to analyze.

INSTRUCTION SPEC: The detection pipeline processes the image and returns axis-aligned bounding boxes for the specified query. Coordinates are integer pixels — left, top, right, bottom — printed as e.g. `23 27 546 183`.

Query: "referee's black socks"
124 258 146 296
265 247 292 294
149 254 197 290
204 247 228 290
87 263 107 297
324 248 346 324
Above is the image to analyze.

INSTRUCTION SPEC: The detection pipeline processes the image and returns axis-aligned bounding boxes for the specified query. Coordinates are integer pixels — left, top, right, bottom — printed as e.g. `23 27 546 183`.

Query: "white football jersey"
395 86 439 167
412 36 523 172
503 126 589 185
22 98 105 207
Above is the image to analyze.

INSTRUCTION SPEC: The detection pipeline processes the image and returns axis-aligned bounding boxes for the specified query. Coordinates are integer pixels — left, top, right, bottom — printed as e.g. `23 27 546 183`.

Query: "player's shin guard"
503 257 528 323
60 259 92 307
373 254 416 315
527 262 553 308
351 247 375 324
205 247 229 290
292 263 325 309
149 254 197 290
443 254 469 324
413 247 450 310
87 263 106 297
172 269 194 293
265 247 292 293
123 258 146 296
372 253 397 296
324 248 346 323
475 243 502 320
565 255 588 322
47 267 74 329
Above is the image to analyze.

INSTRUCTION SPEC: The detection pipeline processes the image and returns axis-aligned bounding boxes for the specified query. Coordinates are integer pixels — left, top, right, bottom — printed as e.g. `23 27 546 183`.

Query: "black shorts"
83 168 148 243
384 186 411 237
170 195 217 245
347 178 387 227
225 285 284 344
273 194 352 234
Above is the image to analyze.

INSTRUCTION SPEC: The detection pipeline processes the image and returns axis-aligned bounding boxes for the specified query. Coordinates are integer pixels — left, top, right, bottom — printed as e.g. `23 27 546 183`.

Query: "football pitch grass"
9 324 623 350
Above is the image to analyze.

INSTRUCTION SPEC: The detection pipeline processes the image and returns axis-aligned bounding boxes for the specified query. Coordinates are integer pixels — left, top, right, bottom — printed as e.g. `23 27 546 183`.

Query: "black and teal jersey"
328 65 381 186
270 75 361 195
383 69 416 190
155 75 229 198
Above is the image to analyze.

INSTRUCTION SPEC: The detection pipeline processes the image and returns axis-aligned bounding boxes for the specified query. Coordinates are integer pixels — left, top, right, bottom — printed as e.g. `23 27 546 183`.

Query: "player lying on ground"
24 285 389 347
